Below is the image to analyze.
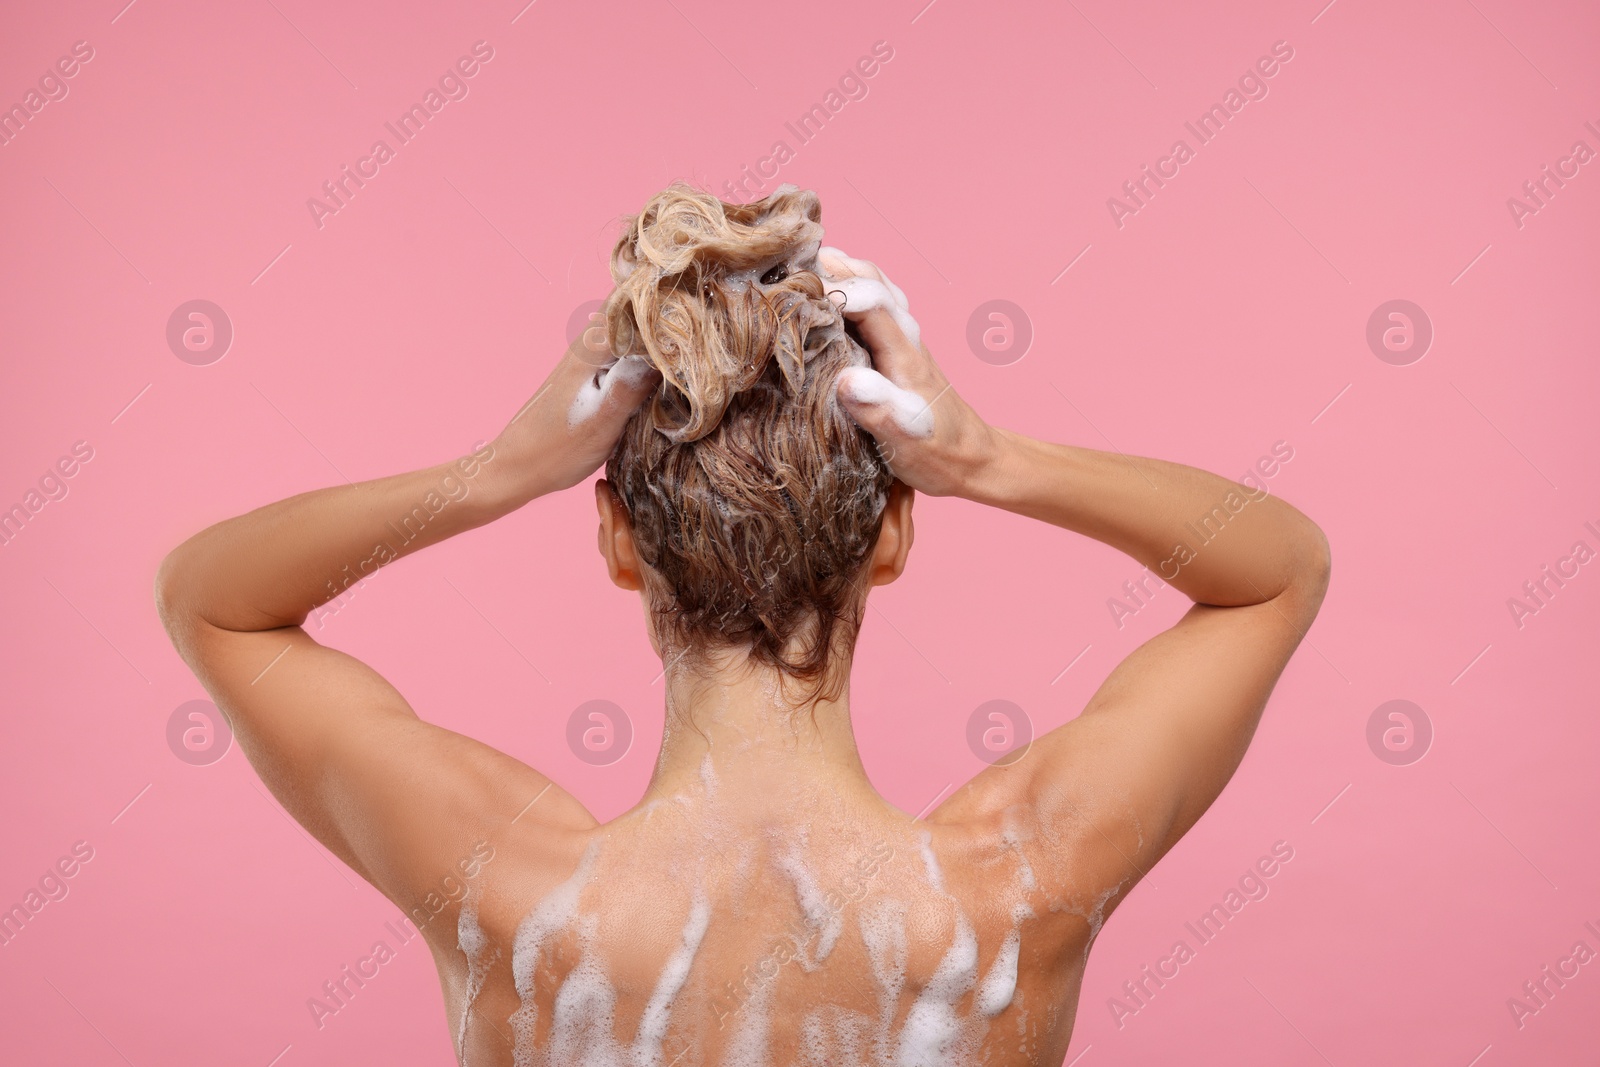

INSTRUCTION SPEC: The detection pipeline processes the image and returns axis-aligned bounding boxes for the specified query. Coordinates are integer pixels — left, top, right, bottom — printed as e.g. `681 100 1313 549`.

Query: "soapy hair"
603 181 894 699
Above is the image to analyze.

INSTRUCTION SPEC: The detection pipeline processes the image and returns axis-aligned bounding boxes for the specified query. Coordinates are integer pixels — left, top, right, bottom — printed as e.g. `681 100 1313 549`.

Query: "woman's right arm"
828 254 1330 911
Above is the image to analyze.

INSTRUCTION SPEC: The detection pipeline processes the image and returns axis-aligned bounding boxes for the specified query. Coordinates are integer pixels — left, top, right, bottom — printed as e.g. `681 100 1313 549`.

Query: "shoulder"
922 762 1147 962
391 731 598 951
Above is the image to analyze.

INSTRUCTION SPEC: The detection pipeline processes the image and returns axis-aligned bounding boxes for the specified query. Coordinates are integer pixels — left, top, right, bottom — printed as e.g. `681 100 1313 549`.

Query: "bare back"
442 781 1106 1067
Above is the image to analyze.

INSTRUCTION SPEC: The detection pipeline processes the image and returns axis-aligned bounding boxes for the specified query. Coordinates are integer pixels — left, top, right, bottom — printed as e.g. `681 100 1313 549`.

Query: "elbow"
1310 523 1332 590
154 544 199 636
1295 521 1332 609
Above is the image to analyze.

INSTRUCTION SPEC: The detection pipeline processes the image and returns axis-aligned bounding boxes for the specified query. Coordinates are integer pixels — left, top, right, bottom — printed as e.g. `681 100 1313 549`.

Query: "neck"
639 648 879 822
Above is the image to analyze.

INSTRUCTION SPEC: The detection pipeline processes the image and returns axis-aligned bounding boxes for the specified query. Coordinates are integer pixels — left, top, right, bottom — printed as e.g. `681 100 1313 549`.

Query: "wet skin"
156 250 1330 1065
440 765 1108 1065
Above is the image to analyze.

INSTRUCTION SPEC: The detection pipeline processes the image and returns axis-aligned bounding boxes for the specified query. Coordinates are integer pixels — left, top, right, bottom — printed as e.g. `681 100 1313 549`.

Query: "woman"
156 182 1330 1066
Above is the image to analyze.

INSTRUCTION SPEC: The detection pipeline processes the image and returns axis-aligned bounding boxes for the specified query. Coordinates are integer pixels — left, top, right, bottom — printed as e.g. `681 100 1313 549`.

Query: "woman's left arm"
154 340 658 910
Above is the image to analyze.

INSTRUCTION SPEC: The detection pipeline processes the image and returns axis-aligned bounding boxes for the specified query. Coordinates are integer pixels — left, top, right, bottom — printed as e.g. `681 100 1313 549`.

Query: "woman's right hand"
819 248 1002 498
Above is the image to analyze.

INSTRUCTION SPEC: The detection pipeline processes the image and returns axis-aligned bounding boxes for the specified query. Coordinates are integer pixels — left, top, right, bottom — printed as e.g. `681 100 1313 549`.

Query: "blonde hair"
602 181 894 698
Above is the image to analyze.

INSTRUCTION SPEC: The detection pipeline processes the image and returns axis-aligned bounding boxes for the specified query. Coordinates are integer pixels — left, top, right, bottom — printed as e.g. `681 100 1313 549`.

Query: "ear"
594 479 644 591
867 480 915 587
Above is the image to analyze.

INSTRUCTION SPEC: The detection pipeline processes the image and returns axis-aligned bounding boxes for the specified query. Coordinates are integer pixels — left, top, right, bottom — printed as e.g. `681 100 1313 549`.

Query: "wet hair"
602 181 895 700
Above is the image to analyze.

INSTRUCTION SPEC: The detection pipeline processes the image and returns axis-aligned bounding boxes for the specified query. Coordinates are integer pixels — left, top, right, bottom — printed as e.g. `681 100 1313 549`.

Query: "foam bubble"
893 910 979 1065
800 1005 873 1066
836 366 935 439
566 354 655 429
777 848 843 967
800 1009 829 1067
456 892 500 1064
630 894 711 1061
999 821 1037 892
516 881 712 1067
918 831 945 893
510 842 601 1065
859 898 909 1064
546 918 619 1065
974 928 1021 1016
721 973 773 1067
818 247 912 320
821 274 921 350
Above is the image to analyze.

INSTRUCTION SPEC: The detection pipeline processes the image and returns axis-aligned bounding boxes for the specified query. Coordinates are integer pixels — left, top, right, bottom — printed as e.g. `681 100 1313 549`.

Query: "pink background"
2 0 1597 1063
